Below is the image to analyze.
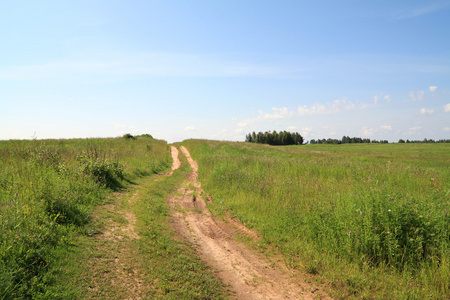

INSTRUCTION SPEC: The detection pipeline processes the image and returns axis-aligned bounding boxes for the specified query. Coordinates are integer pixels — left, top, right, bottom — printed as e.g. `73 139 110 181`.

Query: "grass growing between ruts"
57 152 228 299
183 139 450 299
1 137 228 299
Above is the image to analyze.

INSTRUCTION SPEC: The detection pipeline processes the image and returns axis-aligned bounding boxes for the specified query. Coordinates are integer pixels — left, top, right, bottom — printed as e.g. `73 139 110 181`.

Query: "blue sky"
1 1 450 143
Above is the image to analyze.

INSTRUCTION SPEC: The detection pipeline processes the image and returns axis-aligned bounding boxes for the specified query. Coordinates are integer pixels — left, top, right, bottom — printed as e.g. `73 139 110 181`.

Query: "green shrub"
77 152 124 190
123 133 136 140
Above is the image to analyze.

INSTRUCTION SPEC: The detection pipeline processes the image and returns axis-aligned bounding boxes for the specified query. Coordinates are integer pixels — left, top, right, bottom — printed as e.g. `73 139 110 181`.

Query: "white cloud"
184 126 195 131
236 128 243 133
380 125 392 130
212 129 228 138
258 107 293 120
444 127 450 132
301 127 312 137
111 122 138 134
419 108 434 115
410 126 422 131
231 117 238 121
0 53 286 81
407 90 425 102
384 95 391 104
297 97 373 116
429 86 437 93
374 95 379 105
237 121 248 127
287 126 297 130
395 2 450 20
444 103 450 112
362 126 375 136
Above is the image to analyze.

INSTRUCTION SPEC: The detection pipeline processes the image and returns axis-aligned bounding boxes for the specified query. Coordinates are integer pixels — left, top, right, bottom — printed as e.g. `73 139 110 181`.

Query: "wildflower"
388 209 392 212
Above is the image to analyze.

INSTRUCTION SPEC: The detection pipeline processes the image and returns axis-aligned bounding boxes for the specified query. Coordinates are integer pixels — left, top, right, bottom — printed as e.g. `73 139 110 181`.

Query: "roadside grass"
0 136 170 299
49 145 229 299
183 139 450 299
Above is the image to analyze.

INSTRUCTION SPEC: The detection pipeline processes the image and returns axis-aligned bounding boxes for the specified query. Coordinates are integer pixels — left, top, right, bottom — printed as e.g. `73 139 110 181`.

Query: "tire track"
168 146 330 299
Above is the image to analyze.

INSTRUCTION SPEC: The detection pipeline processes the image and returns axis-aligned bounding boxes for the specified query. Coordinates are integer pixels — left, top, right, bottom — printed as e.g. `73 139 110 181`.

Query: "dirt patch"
161 146 181 176
168 146 331 299
86 192 144 299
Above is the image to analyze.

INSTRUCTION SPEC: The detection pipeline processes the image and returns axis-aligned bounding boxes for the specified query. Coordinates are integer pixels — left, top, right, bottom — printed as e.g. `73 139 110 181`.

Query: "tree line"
310 136 389 144
245 131 304 145
398 138 450 143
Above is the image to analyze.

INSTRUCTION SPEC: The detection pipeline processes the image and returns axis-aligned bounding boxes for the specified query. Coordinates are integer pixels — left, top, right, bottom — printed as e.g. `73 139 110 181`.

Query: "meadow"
2 136 449 299
0 136 171 299
183 140 450 299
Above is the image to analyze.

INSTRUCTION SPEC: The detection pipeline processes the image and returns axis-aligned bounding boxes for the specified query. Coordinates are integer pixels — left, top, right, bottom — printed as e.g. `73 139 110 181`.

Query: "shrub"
77 152 124 190
123 133 136 140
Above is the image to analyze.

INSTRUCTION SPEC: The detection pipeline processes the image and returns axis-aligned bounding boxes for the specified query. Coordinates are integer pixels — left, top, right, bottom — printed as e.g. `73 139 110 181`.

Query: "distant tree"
398 139 405 143
123 133 136 140
245 130 304 146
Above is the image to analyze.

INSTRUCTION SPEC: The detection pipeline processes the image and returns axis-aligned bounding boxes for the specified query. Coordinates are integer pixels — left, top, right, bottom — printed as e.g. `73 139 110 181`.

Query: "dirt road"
168 146 330 299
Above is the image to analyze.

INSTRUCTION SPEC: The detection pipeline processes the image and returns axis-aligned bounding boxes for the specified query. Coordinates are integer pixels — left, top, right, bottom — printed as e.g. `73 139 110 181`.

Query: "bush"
77 152 124 190
123 133 136 140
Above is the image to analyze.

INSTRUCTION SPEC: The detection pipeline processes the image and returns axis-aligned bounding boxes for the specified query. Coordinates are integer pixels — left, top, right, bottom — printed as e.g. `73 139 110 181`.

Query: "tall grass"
183 139 450 298
0 136 170 299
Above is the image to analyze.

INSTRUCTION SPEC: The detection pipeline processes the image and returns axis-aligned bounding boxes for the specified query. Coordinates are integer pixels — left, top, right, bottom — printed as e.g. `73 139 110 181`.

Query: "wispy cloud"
297 97 374 116
111 122 138 135
419 108 434 115
184 126 196 131
235 96 382 130
444 103 450 112
406 90 425 102
362 126 375 137
380 125 392 131
429 85 438 93
301 127 312 137
395 2 450 20
257 107 294 120
0 53 290 81
212 129 228 138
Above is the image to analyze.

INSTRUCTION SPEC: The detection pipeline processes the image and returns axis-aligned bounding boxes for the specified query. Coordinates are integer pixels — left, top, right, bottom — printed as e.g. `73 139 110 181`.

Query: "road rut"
167 146 330 299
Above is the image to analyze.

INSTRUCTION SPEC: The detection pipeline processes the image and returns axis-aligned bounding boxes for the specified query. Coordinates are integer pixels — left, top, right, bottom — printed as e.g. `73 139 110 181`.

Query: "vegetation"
183 140 450 299
245 130 303 145
310 136 389 144
311 136 450 145
398 138 450 143
4 133 450 299
1 136 228 299
57 150 228 299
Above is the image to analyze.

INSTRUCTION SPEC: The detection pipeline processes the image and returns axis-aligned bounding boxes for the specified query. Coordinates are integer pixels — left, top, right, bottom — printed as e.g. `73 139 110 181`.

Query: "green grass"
183 139 450 299
1 137 229 299
0 136 170 299
56 158 228 299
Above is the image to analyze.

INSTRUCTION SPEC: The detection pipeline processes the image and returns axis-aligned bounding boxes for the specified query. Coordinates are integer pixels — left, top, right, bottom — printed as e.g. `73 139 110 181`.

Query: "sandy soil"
168 146 331 300
162 146 181 176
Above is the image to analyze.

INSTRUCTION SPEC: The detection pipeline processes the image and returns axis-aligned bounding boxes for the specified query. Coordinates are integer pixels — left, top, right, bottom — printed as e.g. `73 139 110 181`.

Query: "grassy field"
3 136 449 299
183 140 450 299
0 136 227 299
